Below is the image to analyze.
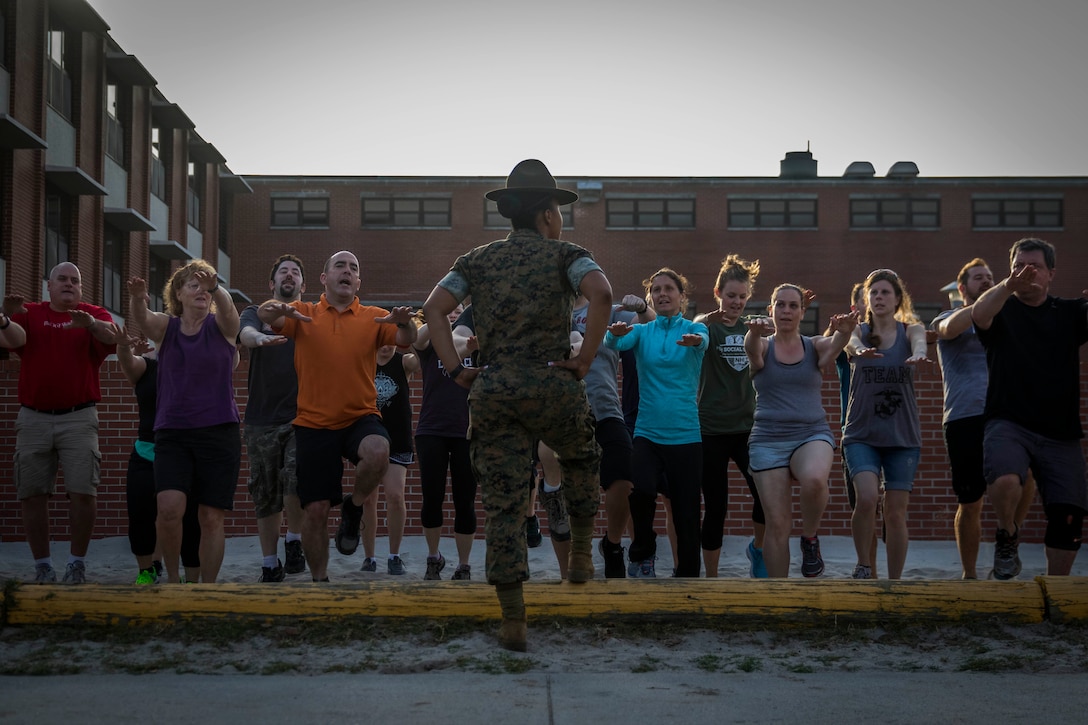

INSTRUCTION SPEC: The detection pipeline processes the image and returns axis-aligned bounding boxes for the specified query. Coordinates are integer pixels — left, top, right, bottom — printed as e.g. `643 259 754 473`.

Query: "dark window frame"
46 26 72 119
44 192 71 279
271 196 331 228
728 197 818 228
362 196 452 228
102 226 124 313
606 197 695 229
849 197 940 229
971 197 1063 229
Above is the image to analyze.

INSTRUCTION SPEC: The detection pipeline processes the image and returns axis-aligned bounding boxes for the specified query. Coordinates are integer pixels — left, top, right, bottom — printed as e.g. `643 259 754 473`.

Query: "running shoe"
424 554 446 581
992 527 1022 580
62 561 86 584
34 563 57 584
284 539 306 574
360 557 378 573
387 556 406 575
851 563 872 580
335 494 363 555
135 568 158 585
451 564 472 580
745 539 768 579
598 538 626 579
259 561 285 582
800 536 825 578
525 515 542 548
538 482 571 542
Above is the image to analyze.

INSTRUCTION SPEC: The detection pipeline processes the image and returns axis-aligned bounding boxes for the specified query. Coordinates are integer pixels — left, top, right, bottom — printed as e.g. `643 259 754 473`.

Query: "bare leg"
349 435 389 505
955 499 983 579
256 511 283 559
197 505 226 583
68 492 96 558
284 493 304 538
155 490 187 583
1014 472 1037 529
384 464 407 555
883 489 910 580
303 500 332 581
455 532 474 568
424 526 442 557
850 472 881 570
361 489 378 560
754 468 792 578
21 494 51 560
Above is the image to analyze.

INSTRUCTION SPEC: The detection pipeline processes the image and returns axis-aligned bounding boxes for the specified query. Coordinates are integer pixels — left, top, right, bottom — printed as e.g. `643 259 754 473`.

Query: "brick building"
1 0 1085 550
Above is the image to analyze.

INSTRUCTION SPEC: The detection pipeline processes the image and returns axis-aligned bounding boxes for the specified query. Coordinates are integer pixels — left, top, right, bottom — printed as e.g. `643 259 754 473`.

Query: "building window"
105 84 125 165
362 197 451 227
102 227 124 313
483 199 574 229
272 197 330 227
46 28 72 119
850 197 939 228
606 198 695 228
150 127 166 200
187 162 201 230
972 198 1062 228
148 256 167 313
44 193 71 278
728 198 817 228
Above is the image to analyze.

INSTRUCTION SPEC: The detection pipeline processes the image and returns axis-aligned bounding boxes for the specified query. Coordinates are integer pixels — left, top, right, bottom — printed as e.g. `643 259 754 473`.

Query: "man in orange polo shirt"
258 250 417 581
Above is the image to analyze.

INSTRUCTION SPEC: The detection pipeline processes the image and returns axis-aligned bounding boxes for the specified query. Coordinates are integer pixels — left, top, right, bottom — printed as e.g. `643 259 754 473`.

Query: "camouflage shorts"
244 422 298 518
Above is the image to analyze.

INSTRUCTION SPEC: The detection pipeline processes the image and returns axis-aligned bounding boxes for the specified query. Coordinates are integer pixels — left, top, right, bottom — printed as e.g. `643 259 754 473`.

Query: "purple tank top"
154 314 239 430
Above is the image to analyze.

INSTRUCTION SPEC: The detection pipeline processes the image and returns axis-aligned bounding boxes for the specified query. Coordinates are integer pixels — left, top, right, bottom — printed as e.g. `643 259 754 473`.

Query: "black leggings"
630 437 703 577
415 435 478 535
701 432 764 550
127 449 201 568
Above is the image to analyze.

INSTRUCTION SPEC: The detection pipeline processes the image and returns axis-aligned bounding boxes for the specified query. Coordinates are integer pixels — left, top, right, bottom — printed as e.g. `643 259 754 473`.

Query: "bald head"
47 262 83 311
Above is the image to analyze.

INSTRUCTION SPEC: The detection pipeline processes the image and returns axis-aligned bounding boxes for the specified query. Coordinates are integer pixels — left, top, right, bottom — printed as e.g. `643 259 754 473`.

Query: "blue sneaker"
628 558 656 578
745 539 768 579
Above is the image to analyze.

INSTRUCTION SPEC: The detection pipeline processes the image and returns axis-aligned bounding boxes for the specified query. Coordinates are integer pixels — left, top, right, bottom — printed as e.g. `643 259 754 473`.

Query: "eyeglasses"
866 268 899 280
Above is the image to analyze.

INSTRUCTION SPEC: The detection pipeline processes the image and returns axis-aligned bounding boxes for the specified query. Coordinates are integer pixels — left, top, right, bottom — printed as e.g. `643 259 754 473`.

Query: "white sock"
67 555 85 566
285 532 301 543
388 554 399 560
263 555 278 568
35 557 52 567
542 479 561 493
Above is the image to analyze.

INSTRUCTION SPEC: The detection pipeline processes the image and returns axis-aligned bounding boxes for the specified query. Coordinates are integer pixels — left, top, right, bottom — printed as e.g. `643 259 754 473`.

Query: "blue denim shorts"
842 443 920 492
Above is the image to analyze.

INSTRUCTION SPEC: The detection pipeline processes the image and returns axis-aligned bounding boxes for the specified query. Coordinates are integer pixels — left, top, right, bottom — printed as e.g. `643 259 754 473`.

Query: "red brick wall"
2 353 1083 546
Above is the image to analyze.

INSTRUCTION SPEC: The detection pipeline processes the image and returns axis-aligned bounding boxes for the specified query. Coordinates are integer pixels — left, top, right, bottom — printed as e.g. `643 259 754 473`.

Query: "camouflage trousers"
469 393 600 585
244 422 298 519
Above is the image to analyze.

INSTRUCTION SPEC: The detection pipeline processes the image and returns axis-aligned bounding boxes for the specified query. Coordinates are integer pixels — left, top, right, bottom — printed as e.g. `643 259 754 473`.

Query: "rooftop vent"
780 150 818 179
843 161 876 178
887 161 920 179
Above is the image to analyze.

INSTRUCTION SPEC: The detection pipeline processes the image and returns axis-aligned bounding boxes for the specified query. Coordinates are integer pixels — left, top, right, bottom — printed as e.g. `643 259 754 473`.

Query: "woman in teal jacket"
604 268 708 577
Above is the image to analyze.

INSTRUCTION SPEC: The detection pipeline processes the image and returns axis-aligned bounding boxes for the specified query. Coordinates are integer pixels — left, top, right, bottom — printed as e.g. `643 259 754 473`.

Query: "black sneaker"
424 554 446 581
260 560 285 582
538 481 571 542
800 535 825 577
525 515 543 548
598 538 626 579
335 494 363 555
284 540 306 574
992 527 1022 580
451 564 471 580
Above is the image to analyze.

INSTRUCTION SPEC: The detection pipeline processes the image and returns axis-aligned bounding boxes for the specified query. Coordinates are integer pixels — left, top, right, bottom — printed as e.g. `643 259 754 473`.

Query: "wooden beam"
4 577 1071 627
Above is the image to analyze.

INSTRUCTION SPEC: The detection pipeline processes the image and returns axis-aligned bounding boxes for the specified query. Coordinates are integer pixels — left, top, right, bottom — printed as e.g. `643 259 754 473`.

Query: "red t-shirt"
12 301 115 409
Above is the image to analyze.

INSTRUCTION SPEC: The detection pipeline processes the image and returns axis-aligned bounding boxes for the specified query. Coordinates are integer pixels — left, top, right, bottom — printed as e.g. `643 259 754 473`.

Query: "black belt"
22 402 96 415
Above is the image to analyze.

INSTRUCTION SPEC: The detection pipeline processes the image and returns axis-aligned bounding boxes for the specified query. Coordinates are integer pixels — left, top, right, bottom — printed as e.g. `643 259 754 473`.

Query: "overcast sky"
88 0 1087 179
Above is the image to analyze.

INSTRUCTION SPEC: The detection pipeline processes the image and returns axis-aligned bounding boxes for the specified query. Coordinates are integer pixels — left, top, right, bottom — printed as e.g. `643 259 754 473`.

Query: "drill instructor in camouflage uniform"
422 159 613 652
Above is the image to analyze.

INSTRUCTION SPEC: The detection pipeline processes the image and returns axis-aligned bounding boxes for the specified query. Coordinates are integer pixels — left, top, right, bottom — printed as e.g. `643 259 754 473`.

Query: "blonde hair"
164 259 217 317
713 254 760 302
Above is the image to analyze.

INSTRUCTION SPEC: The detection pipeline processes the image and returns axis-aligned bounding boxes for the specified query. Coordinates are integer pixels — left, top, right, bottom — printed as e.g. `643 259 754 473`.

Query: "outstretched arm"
128 276 170 344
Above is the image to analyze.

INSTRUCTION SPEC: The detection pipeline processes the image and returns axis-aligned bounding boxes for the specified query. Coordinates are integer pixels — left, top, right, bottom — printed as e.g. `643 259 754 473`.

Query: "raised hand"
2 293 26 316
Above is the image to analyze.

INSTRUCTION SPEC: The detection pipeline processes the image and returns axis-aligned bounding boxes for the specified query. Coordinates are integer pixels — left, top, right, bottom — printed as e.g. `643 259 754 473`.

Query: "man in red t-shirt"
1 262 118 584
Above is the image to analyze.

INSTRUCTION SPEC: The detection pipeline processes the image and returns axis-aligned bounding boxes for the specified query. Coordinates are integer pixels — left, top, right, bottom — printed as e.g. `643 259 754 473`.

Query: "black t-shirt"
977 294 1088 440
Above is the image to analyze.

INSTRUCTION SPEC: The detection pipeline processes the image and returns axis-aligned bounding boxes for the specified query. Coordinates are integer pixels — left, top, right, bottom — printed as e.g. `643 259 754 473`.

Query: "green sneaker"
135 568 158 585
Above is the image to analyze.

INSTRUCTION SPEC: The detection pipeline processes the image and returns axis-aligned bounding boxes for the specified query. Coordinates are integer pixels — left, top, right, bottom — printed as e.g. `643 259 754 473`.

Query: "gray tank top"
749 336 831 444
842 322 921 447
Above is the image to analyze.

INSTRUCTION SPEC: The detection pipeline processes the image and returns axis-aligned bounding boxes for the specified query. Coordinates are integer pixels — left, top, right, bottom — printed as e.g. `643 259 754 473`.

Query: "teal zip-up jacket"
604 313 709 445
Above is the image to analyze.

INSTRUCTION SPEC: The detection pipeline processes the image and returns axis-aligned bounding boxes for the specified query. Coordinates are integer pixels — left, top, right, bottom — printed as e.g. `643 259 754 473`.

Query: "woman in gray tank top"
842 269 931 580
745 284 857 578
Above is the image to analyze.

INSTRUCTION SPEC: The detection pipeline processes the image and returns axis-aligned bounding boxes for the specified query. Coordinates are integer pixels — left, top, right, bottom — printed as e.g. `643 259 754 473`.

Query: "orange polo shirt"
280 295 397 430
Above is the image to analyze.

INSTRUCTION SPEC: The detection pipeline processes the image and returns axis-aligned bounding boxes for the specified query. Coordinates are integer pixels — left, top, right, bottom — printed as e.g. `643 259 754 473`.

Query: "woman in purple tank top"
129 259 241 584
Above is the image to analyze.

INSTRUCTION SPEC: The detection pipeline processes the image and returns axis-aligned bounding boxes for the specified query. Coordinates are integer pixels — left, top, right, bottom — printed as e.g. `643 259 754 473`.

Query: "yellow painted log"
2 578 1057 626
1037 576 1088 623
